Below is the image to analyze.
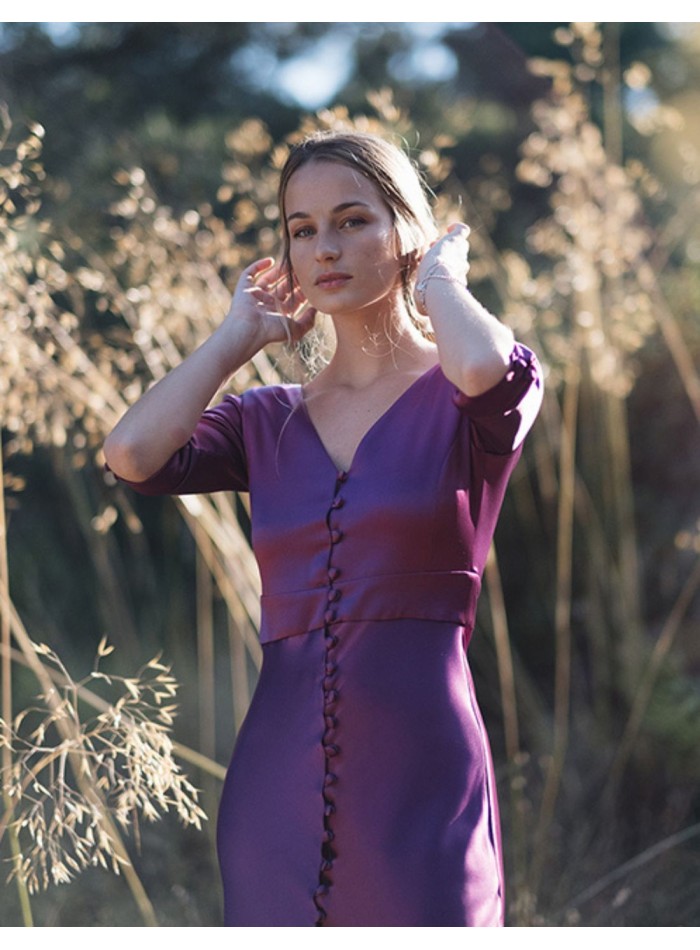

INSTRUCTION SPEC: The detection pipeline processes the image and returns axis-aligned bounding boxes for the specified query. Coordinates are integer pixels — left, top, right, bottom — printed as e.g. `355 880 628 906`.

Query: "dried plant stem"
484 545 520 760
195 523 216 764
483 544 529 921
565 821 700 916
1 790 33 924
229 613 251 736
1 453 34 925
531 359 580 895
195 522 219 831
1 641 227 782
638 261 700 426
58 457 141 653
179 498 262 670
604 388 645 697
605 553 700 799
0 589 159 925
602 22 623 166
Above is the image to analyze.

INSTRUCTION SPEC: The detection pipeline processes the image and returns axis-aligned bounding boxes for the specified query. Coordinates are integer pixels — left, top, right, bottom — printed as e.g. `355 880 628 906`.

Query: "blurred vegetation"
1 22 699 926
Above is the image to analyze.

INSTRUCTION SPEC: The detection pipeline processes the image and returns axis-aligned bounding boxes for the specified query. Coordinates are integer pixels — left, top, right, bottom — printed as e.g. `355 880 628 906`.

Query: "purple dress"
123 342 542 927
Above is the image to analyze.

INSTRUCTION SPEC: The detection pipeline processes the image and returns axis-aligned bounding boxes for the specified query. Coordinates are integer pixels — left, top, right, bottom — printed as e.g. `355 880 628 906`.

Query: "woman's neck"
323 302 436 388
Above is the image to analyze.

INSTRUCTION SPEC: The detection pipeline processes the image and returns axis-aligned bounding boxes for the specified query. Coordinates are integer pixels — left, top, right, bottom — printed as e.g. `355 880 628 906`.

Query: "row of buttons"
314 471 347 926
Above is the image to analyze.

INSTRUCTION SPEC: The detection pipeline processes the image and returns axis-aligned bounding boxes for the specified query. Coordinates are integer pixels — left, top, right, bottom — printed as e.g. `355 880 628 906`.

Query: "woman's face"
284 160 403 319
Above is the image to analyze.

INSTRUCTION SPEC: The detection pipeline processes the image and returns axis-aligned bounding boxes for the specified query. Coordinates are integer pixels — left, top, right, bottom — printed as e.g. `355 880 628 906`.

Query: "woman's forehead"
284 160 385 216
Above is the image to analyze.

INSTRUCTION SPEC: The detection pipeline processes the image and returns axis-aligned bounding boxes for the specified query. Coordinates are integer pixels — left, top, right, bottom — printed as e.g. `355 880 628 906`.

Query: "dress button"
337 470 348 483
324 772 338 787
331 496 344 509
324 662 338 676
327 566 340 581
327 588 340 603
323 609 336 625
330 529 343 544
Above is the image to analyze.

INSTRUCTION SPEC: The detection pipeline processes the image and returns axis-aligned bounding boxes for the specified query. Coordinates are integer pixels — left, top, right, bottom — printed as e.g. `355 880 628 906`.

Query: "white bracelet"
415 265 465 313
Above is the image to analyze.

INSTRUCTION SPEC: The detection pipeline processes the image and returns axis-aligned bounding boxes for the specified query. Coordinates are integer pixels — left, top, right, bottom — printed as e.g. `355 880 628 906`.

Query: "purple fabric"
120 342 543 926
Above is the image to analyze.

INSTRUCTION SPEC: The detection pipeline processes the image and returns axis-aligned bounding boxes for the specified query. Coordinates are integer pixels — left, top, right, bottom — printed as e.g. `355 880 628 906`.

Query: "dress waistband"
259 570 482 644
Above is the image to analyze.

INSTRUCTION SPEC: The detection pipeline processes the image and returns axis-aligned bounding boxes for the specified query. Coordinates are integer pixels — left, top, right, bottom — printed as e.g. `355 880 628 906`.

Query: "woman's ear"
400 247 420 275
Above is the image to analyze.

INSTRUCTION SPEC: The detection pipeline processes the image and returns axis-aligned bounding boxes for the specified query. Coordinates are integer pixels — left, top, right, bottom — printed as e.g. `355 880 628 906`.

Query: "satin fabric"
123 343 543 926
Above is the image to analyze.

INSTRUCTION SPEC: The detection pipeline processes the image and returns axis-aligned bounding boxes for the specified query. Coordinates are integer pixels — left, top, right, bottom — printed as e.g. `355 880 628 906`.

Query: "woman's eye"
341 217 366 229
292 226 314 239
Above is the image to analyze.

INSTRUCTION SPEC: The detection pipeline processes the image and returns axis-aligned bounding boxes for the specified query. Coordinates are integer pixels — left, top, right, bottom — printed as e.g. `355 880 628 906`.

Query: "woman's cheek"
290 250 311 287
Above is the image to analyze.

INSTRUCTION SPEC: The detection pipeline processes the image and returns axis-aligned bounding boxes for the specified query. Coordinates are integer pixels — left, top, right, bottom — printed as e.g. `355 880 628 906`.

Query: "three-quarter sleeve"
452 342 543 455
113 393 249 496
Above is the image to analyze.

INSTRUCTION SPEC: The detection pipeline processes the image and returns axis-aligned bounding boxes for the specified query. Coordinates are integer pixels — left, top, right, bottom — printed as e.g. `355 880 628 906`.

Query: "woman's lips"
315 273 352 289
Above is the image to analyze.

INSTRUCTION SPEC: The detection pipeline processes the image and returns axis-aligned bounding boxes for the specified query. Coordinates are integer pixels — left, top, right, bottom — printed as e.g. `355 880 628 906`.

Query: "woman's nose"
315 229 340 261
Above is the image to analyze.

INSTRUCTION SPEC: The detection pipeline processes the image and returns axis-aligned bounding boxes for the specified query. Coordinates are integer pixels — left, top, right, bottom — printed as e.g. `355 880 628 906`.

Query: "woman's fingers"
233 260 315 344
289 304 317 341
243 257 275 283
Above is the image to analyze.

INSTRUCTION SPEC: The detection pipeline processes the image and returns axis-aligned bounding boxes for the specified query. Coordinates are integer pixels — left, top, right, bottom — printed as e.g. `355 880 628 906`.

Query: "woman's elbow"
103 432 153 483
442 344 512 398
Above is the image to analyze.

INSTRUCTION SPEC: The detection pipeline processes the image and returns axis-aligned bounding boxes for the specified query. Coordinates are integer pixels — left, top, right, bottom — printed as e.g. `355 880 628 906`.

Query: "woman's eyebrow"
286 201 371 223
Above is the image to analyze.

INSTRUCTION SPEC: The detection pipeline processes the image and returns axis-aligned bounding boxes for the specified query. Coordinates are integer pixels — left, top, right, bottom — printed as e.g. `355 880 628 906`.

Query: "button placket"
314 471 347 926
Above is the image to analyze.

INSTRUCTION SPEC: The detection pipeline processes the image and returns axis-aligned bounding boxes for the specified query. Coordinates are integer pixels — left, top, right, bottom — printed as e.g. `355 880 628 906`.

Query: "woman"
104 131 543 926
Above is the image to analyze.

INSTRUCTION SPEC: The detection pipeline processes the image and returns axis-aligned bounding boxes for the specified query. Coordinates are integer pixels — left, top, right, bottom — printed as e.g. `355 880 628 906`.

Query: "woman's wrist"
414 262 467 315
209 320 267 380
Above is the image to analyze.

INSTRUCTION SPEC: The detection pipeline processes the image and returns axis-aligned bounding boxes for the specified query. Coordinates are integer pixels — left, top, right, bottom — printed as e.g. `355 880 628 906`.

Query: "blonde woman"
105 131 543 926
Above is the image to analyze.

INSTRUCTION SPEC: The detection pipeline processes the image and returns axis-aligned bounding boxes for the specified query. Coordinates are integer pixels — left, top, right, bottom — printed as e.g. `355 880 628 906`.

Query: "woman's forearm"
415 225 514 396
103 323 262 483
423 274 514 397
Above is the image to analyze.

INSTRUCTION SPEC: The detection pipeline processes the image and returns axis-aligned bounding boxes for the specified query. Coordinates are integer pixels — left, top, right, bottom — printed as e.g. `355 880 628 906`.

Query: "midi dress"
121 341 543 927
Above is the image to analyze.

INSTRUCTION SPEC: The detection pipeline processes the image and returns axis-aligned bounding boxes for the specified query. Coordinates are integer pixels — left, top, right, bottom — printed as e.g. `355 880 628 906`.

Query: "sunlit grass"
1 23 699 926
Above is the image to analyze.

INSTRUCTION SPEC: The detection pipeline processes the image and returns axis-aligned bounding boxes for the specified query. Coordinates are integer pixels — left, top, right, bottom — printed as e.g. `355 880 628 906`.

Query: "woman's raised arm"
104 258 315 483
414 224 515 397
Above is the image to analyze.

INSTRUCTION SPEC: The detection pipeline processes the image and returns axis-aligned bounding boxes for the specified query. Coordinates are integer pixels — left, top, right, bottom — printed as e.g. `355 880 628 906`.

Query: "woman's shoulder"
235 380 302 420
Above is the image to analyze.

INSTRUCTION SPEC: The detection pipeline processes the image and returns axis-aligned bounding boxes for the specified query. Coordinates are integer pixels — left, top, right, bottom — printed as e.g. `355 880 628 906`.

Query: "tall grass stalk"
0 589 158 924
1 449 34 925
483 545 530 922
531 358 579 897
1 642 226 782
606 553 700 798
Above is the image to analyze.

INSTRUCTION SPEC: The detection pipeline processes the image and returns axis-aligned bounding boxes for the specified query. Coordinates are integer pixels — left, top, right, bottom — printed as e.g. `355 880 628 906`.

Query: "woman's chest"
245 391 477 586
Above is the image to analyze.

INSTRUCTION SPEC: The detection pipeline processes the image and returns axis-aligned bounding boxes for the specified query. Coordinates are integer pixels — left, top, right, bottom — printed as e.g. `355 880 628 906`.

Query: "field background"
1 22 699 926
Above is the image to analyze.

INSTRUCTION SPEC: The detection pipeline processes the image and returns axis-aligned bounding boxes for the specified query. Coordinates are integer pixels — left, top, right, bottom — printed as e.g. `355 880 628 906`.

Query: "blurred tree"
0 23 302 225
0 24 672 215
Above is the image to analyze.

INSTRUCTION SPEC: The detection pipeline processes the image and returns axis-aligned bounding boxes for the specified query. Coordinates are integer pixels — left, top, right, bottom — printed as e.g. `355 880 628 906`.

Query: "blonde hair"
277 130 438 336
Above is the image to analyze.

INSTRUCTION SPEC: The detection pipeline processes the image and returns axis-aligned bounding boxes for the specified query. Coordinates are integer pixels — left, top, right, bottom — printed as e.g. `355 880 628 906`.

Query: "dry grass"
1 24 699 925
0 638 206 894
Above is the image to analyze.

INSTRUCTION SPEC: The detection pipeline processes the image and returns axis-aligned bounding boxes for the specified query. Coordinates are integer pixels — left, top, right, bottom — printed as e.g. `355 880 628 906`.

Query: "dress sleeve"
111 393 248 496
452 342 543 455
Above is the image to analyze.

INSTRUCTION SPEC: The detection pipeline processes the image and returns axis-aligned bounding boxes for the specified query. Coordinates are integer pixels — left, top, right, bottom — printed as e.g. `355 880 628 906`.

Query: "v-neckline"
296 362 441 475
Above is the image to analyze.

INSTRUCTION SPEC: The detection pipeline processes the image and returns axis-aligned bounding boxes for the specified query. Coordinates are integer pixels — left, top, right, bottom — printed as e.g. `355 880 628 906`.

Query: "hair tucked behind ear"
277 131 438 340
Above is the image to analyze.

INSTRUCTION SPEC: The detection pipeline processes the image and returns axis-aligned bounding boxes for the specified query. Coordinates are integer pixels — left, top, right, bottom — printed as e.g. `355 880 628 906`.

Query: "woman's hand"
223 257 317 352
414 224 470 316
